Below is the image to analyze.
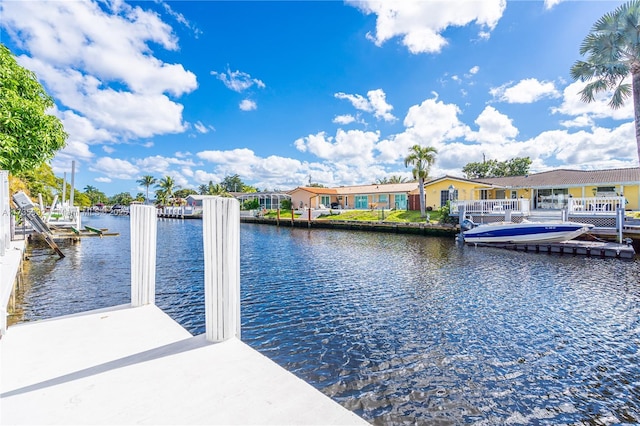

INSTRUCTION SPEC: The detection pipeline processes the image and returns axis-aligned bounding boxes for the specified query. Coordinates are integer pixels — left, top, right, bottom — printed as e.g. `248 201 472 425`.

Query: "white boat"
460 219 595 244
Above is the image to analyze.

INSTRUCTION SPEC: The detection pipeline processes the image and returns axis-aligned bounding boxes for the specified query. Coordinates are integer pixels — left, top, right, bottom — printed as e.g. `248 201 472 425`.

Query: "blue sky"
1 0 638 196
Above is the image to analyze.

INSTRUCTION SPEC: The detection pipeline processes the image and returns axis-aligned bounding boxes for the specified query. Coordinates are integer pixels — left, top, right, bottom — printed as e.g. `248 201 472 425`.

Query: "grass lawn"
261 208 448 224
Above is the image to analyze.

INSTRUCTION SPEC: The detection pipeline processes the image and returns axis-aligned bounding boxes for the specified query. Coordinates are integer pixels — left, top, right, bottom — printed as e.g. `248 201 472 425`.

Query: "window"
440 189 458 206
320 195 330 206
355 195 368 209
378 194 388 203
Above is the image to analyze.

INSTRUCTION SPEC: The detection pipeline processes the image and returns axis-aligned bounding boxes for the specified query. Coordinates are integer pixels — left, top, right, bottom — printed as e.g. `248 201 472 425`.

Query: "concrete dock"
1 303 368 425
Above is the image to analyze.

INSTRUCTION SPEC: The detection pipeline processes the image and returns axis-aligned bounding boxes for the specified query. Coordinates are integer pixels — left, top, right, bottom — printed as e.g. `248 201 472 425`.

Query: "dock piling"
130 205 157 306
203 197 241 342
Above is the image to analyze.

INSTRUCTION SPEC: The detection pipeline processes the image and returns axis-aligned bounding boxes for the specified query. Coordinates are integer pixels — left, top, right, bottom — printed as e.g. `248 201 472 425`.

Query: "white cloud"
95 177 112 183
193 121 213 134
239 99 257 111
552 80 633 120
468 106 518 144
347 0 506 54
211 68 265 92
490 78 560 104
294 129 380 166
333 114 357 125
90 157 139 179
335 89 396 121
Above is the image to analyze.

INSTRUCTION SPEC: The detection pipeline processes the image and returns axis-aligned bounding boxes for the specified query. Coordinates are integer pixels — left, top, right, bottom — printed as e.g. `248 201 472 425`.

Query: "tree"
221 174 244 192
110 192 133 206
570 0 640 165
174 188 197 199
83 185 107 205
136 175 157 204
388 175 408 184
155 175 179 205
0 44 67 174
463 157 532 179
404 144 437 217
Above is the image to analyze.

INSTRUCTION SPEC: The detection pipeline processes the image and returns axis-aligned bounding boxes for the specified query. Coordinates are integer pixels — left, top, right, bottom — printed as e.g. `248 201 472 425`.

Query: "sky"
1 0 639 197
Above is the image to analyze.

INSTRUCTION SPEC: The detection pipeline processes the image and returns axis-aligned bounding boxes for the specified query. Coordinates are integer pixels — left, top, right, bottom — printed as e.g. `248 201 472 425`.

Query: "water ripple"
14 217 640 425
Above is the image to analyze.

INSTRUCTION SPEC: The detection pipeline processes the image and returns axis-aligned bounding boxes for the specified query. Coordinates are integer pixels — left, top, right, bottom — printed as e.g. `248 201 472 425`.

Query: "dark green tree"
463 157 532 179
221 174 244 192
0 44 67 174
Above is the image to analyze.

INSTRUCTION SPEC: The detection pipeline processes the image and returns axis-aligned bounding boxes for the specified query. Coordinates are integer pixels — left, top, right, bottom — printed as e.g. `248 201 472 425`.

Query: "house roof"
333 182 419 195
475 167 640 188
288 187 339 195
424 175 493 187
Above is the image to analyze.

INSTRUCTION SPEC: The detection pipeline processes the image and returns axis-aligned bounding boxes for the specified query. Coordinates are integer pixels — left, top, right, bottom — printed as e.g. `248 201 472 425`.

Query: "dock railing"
568 196 626 214
450 199 530 216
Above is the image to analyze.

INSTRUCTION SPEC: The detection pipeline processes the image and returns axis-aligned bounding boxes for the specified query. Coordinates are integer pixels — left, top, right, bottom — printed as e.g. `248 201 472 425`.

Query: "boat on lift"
460 219 595 244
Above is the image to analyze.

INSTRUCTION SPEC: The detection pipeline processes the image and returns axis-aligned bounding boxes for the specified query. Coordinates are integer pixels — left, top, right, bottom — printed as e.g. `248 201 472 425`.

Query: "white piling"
0 171 9 255
202 197 241 342
130 205 157 306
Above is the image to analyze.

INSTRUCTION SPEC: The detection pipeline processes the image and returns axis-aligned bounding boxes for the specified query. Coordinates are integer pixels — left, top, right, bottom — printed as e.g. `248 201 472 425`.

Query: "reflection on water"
13 215 640 424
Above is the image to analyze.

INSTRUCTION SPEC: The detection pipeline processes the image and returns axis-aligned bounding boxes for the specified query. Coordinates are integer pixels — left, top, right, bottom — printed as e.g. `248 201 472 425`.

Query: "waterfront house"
288 182 419 210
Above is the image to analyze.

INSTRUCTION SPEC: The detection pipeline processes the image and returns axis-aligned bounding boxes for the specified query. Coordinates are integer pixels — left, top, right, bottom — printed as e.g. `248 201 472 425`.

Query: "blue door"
394 194 407 210
355 195 368 209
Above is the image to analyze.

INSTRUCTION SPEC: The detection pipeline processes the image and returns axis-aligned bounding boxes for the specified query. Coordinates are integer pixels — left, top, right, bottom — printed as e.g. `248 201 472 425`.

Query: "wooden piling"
202 197 241 342
130 205 157 306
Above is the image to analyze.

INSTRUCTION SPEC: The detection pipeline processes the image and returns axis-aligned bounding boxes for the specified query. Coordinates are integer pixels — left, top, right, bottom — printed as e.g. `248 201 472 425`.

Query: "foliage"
174 188 197 199
155 175 179 205
83 185 108 205
199 181 231 196
0 44 67 174
221 174 244 192
110 192 133 206
280 198 292 210
136 175 157 204
570 0 640 164
404 144 437 217
10 163 58 205
462 157 532 179
437 202 457 225
308 182 325 188
242 198 260 210
134 192 146 203
375 175 408 184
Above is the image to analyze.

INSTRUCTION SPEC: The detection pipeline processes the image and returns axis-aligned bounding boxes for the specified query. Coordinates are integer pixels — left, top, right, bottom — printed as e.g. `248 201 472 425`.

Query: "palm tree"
404 144 437 217
156 176 179 205
571 0 640 165
136 175 156 204
388 175 408 184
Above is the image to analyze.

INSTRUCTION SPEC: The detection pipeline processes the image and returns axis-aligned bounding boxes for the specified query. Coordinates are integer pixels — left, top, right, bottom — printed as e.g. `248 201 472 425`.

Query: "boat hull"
462 222 594 244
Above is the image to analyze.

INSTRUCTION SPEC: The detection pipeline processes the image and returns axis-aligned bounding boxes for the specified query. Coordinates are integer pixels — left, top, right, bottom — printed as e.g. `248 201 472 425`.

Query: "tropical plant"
0 44 67 174
404 144 437 217
155 175 179 205
570 0 640 165
136 175 157 204
198 180 230 196
83 184 107 205
388 175 408 184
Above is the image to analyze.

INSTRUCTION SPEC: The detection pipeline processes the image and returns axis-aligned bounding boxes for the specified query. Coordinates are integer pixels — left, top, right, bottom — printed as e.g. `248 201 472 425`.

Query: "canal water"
11 215 640 425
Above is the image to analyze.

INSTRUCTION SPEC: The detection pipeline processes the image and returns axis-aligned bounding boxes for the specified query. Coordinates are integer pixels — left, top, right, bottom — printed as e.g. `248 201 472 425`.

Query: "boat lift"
13 191 65 258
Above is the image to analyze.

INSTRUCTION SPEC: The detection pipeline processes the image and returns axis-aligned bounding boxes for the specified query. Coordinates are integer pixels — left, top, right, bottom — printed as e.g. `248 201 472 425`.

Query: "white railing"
568 196 626 214
451 199 530 215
